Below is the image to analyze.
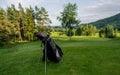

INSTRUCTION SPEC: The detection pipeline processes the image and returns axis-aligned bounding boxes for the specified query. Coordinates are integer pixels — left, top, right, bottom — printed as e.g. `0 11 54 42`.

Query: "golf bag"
35 32 63 63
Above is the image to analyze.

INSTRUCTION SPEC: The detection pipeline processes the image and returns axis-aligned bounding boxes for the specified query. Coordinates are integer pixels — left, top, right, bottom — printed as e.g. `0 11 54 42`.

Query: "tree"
25 6 35 41
7 4 22 41
0 7 11 45
67 29 74 36
76 24 97 36
40 7 51 25
35 6 52 34
99 25 117 38
99 28 105 38
0 3 54 46
37 24 46 32
18 3 26 41
57 3 80 39
104 25 117 38
75 26 82 36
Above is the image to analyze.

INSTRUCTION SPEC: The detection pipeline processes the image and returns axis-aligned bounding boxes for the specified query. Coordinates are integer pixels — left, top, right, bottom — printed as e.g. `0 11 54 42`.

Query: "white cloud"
4 0 44 8
1 0 120 25
2 0 61 26
79 0 120 23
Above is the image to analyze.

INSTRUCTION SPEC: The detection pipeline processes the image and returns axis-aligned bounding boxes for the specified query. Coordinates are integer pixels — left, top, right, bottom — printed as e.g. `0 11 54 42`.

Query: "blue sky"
0 0 120 26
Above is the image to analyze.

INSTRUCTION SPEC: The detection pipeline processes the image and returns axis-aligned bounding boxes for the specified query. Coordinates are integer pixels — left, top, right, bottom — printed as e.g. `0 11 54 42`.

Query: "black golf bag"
35 32 63 63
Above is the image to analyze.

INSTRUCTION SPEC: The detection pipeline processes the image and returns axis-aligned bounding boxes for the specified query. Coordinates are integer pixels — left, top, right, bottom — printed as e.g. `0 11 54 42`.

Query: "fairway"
0 38 120 75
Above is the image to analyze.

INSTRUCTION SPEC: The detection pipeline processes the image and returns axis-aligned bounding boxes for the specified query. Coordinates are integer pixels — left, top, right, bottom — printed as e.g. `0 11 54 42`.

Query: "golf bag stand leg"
44 40 47 75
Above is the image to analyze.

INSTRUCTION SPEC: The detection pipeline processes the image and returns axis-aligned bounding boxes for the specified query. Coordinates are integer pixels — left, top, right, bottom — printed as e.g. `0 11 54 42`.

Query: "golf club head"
34 32 45 40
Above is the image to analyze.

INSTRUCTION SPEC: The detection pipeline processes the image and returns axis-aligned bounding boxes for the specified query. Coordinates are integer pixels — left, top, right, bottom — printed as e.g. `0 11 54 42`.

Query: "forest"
0 3 52 46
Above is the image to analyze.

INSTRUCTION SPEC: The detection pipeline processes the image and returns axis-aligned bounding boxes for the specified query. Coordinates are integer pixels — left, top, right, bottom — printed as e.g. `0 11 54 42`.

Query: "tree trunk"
69 29 72 40
17 24 22 41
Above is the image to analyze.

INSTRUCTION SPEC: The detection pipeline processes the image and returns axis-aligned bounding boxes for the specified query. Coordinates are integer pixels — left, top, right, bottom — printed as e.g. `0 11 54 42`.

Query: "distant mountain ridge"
89 13 120 30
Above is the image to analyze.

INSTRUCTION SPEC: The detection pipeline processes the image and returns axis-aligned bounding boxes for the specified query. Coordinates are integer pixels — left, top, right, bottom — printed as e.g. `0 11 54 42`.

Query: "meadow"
0 36 120 75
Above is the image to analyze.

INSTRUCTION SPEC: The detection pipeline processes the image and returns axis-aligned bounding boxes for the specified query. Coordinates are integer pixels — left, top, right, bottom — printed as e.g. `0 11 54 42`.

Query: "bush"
99 25 117 38
76 24 97 36
67 29 74 36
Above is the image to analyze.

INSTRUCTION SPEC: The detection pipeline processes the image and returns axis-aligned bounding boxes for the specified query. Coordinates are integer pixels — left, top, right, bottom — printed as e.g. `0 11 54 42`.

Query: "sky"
0 0 120 26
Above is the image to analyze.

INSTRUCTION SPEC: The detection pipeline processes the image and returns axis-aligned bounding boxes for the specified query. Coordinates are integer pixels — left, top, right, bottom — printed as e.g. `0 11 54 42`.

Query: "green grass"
51 32 120 38
0 37 120 75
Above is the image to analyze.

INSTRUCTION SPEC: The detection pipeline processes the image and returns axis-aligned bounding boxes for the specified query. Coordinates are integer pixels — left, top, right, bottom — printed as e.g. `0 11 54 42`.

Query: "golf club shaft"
45 41 47 75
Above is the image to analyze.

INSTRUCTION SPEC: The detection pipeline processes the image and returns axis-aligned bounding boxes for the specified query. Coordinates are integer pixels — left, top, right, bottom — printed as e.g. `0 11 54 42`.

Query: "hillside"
90 13 120 30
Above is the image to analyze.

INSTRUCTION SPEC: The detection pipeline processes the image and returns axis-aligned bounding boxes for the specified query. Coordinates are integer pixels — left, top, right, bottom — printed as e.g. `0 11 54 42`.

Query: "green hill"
90 13 120 30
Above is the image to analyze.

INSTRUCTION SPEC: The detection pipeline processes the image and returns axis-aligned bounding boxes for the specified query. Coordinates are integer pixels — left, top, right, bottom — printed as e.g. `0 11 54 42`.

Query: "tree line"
0 3 51 46
54 24 117 38
0 3 119 46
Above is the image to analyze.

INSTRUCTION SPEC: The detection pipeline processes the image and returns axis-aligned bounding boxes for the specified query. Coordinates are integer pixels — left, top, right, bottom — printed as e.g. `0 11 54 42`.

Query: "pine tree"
35 6 51 26
25 6 35 41
35 6 51 34
0 7 11 45
7 4 22 41
18 3 26 41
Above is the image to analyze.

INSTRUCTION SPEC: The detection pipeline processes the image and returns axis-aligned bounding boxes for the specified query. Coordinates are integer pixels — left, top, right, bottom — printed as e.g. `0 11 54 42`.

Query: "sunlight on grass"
117 33 120 37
